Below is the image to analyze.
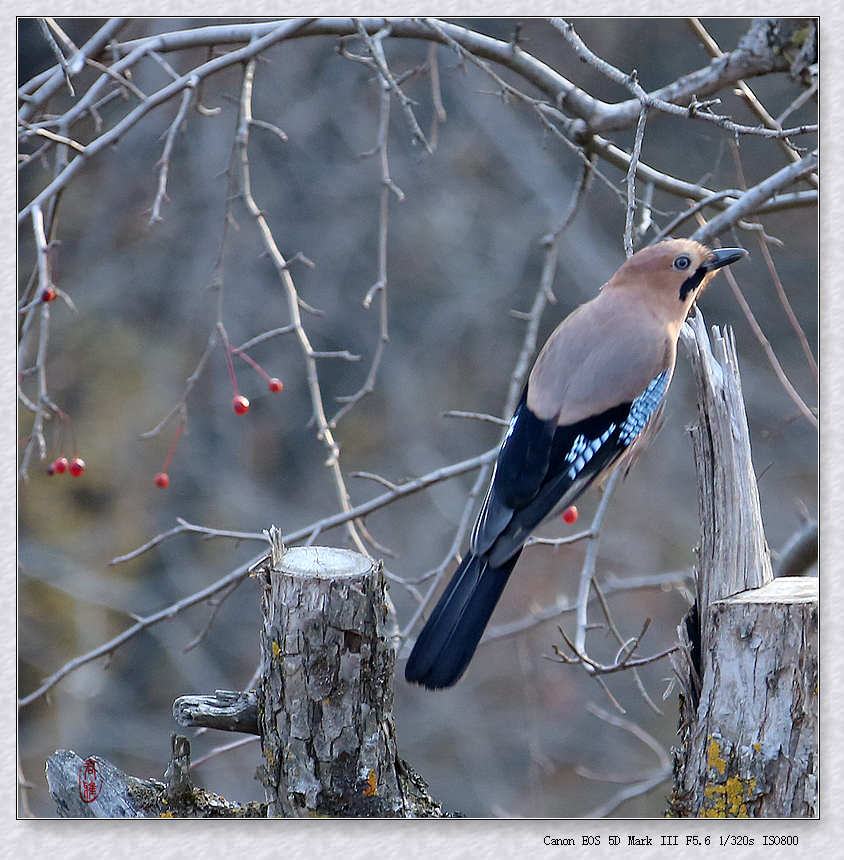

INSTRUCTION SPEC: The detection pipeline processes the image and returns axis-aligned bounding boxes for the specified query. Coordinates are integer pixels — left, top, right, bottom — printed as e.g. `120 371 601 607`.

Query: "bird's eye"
673 255 692 271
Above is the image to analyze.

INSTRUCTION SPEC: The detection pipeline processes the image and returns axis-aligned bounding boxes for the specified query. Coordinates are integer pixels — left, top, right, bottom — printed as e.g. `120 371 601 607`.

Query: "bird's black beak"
703 247 747 272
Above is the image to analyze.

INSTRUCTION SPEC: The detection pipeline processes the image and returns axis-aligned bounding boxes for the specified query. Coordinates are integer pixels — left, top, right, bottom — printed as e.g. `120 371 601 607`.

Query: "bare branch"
692 149 818 245
551 619 679 676
18 555 258 708
232 55 366 555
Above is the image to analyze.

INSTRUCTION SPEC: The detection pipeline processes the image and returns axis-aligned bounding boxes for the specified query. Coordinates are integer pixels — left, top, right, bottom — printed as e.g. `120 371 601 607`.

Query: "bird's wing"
470 387 557 556
475 368 671 568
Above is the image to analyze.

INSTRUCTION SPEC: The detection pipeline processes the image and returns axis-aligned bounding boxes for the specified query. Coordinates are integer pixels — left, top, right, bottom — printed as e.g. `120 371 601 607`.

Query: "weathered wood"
46 736 267 817
670 313 817 817
47 749 162 818
174 690 259 735
671 578 818 818
257 538 445 817
682 312 773 627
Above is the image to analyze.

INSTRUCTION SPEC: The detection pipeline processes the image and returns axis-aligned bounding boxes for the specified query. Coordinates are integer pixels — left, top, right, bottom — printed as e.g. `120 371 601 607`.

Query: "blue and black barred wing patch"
618 368 670 445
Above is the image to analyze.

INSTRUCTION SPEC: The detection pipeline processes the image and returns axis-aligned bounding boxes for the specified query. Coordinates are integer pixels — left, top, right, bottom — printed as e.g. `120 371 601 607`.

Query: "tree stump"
257 537 442 817
677 578 817 818
670 313 818 817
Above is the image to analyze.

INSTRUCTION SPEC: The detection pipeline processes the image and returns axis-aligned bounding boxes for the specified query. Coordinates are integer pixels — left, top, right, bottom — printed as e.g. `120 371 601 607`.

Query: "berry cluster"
153 343 284 488
45 407 85 478
226 344 284 418
47 455 85 477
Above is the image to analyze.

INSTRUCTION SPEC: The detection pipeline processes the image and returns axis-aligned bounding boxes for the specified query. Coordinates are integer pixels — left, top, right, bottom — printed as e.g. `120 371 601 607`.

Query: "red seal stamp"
78 756 103 803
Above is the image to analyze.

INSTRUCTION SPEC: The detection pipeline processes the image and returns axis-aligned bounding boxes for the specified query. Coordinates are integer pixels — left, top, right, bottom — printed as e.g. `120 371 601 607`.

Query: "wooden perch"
682 311 773 616
670 312 818 818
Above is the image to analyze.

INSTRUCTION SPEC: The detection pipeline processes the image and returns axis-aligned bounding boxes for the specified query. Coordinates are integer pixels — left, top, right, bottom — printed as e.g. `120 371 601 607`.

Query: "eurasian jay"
405 238 746 689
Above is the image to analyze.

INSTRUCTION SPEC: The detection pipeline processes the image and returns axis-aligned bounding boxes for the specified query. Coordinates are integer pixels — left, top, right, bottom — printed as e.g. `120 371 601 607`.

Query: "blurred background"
18 18 817 818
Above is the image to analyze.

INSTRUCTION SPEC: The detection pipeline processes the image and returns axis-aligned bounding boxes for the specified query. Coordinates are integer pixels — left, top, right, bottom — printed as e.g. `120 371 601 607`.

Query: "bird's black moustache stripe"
679 267 706 301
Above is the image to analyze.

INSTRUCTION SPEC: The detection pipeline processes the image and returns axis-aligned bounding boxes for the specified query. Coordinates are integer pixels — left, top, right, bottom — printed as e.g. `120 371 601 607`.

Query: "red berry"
268 378 284 393
561 505 578 525
69 457 86 476
232 395 250 415
52 456 69 474
154 472 170 488
41 286 57 302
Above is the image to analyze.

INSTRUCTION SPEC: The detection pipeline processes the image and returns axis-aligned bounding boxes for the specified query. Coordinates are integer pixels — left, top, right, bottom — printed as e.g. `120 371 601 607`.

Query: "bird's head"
607 238 747 317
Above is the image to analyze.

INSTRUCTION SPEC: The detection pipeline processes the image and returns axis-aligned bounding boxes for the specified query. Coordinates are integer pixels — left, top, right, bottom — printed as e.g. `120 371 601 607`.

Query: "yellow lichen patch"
707 736 727 775
160 811 174 818
702 779 728 818
789 26 812 48
271 640 281 660
725 775 753 817
701 774 755 817
363 769 378 797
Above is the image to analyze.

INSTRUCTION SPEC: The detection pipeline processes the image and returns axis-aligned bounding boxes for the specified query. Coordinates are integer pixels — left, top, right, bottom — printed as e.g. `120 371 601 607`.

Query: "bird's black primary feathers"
405 372 669 689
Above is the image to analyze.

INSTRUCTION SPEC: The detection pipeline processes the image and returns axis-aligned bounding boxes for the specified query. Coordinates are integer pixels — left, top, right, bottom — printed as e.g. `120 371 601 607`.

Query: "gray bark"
256 538 444 817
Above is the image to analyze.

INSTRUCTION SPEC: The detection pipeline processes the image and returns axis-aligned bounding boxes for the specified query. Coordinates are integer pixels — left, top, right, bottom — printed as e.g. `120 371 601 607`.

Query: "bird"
405 238 747 689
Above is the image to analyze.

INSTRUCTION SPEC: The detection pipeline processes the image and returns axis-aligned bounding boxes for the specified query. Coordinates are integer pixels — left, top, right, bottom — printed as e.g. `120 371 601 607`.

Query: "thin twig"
149 83 195 225
574 469 621 654
354 19 433 154
721 266 818 429
37 17 75 97
182 579 244 653
328 26 401 429
624 106 648 256
189 736 259 771
140 334 217 439
443 410 509 426
551 620 679 675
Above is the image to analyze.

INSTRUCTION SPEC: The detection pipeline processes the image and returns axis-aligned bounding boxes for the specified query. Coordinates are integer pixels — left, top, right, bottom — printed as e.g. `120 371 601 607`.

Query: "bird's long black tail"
404 549 522 689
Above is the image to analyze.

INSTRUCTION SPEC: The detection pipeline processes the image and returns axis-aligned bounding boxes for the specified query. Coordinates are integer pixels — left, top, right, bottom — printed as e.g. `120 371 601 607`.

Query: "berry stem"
231 346 282 392
224 344 240 396
161 421 184 474
231 346 268 382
